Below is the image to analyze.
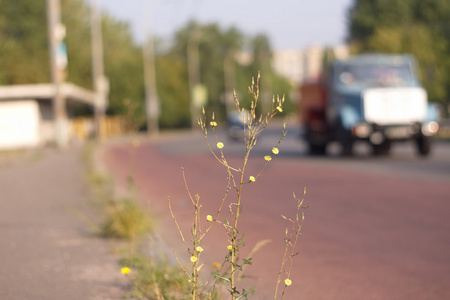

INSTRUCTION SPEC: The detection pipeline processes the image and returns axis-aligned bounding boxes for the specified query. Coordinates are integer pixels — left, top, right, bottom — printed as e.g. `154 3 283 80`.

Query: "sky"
100 0 354 51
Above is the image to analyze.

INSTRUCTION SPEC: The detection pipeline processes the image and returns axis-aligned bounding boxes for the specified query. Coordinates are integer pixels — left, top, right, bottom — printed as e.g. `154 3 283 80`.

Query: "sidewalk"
0 146 126 300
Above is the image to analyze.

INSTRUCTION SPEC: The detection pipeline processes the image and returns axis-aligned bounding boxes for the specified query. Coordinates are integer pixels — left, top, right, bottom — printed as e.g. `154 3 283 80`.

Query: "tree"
169 20 293 123
171 21 244 120
0 3 294 129
101 14 144 122
347 0 450 113
0 0 147 123
155 53 191 128
61 0 93 89
0 0 49 84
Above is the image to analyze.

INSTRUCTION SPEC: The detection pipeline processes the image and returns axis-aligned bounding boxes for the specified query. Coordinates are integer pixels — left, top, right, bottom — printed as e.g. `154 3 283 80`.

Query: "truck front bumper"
351 121 439 144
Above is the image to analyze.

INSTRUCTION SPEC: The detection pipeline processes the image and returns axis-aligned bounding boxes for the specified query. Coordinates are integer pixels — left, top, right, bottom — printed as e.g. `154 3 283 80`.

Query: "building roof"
0 83 96 106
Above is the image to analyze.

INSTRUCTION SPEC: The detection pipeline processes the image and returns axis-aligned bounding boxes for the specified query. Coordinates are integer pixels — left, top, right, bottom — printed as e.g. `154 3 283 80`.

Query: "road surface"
101 124 450 300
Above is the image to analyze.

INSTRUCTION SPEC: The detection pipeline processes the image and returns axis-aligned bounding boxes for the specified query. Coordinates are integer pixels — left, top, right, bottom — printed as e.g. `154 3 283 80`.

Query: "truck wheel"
341 142 354 156
416 136 431 156
335 119 353 156
309 143 327 155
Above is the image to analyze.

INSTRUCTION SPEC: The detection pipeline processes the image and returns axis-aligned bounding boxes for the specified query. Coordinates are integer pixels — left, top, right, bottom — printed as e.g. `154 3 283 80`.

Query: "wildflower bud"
276 106 283 113
121 267 131 275
210 121 217 127
227 245 233 251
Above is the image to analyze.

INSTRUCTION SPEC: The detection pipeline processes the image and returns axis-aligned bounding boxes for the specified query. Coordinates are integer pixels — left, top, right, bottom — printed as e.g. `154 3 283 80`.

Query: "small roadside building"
0 83 97 150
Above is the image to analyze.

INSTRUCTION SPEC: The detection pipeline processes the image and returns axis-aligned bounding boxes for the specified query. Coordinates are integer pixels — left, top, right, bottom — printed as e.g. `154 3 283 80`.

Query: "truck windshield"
336 63 413 88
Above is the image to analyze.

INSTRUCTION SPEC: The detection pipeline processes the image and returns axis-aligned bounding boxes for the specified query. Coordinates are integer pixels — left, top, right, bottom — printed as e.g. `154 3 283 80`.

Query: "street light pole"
142 11 159 135
187 29 201 129
224 49 236 116
46 0 68 147
91 0 108 140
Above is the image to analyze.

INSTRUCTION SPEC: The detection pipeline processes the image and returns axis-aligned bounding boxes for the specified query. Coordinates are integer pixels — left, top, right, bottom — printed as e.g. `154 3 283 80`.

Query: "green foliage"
120 255 192 300
156 54 191 128
85 142 152 241
169 20 294 122
62 0 93 89
0 2 294 128
0 0 145 118
364 25 449 102
171 21 243 120
102 15 145 119
0 0 49 84
348 0 450 110
100 197 152 240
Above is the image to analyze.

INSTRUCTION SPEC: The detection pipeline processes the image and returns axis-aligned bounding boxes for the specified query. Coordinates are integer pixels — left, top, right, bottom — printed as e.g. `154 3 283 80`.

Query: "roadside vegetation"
104 75 307 299
83 139 192 299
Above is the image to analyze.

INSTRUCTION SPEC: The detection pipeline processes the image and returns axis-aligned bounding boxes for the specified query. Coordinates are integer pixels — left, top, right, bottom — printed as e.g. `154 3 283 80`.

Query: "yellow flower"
196 246 204 253
121 267 131 275
217 142 224 149
249 176 256 182
227 245 233 251
276 106 283 112
210 121 217 127
190 256 198 263
272 147 279 155
284 278 292 286
212 262 221 269
206 215 213 222
264 155 272 161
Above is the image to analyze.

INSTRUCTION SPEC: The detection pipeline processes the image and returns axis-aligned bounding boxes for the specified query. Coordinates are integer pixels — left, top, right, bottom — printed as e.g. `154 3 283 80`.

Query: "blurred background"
1 2 450 299
0 0 449 146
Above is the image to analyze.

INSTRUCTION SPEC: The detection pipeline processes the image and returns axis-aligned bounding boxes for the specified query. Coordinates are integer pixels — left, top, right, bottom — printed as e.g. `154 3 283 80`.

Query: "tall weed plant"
168 74 307 299
120 74 307 299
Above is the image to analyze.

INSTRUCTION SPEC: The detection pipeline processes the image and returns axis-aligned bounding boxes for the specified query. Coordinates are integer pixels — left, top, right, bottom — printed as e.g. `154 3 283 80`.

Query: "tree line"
1 0 448 129
0 0 294 130
348 0 450 115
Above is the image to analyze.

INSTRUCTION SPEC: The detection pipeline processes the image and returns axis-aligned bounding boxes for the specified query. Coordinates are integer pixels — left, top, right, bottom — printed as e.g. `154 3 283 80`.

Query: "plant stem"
230 146 251 300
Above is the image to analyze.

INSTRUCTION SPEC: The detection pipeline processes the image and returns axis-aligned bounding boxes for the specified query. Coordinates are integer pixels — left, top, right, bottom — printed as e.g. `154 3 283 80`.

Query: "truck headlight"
421 122 439 136
353 123 372 138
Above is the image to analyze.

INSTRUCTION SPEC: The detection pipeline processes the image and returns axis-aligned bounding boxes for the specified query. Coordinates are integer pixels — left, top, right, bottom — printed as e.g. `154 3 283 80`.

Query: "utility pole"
47 0 68 147
223 49 236 116
142 8 159 135
91 0 108 140
187 29 202 129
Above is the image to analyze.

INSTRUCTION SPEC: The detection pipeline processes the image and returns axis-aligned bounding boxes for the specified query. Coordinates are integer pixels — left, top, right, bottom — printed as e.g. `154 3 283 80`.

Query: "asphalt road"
102 124 450 300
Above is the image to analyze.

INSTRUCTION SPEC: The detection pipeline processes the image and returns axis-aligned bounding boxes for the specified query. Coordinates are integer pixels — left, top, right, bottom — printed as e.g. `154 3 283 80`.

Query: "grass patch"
100 197 152 239
120 254 191 300
83 140 192 299
83 141 152 239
